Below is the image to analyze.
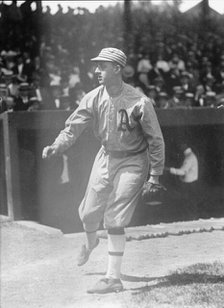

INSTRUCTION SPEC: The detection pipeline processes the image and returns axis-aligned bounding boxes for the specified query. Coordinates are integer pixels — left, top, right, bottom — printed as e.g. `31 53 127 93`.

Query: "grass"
128 262 224 308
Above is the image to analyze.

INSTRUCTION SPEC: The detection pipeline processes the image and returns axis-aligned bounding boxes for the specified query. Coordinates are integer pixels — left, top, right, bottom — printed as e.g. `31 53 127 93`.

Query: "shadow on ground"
129 262 224 294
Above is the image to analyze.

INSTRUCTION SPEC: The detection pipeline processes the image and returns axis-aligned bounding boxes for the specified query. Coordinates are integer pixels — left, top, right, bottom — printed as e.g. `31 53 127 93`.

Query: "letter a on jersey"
118 109 134 132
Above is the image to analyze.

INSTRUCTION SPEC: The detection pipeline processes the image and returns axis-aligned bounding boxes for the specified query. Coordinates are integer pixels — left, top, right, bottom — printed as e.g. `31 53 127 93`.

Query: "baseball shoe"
87 278 124 294
77 238 99 266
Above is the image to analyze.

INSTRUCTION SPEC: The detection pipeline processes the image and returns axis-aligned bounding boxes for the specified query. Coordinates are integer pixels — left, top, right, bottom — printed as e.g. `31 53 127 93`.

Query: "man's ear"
113 64 121 73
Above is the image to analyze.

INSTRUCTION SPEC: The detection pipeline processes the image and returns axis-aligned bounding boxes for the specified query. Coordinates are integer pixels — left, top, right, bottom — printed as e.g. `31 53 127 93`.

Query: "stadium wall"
0 109 224 233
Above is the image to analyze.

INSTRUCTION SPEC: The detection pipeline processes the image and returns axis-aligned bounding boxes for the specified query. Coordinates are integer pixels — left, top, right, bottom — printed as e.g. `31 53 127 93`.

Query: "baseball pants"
79 146 149 231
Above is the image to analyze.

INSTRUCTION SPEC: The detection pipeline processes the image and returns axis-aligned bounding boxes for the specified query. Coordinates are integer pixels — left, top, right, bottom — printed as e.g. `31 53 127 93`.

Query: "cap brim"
91 56 114 63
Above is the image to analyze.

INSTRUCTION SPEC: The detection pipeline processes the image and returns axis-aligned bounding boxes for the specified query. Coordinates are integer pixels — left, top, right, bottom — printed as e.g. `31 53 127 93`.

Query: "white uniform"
52 82 165 231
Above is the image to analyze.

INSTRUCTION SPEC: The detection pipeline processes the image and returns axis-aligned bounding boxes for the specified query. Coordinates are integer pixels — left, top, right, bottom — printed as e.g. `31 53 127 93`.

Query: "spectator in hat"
152 75 166 95
137 52 152 75
5 96 16 112
203 73 216 93
214 58 224 94
148 57 165 85
135 72 150 94
70 83 86 109
30 74 43 102
0 56 4 72
29 73 57 110
136 52 152 91
2 71 14 87
3 54 16 75
68 82 85 108
0 82 8 99
195 85 206 107
59 94 73 111
0 97 7 113
194 73 217 106
169 86 184 108
179 71 196 95
164 66 181 96
204 91 217 107
216 97 224 108
155 53 170 73
50 84 62 109
157 92 170 109
7 75 20 97
68 65 81 89
185 61 200 90
186 51 198 70
183 92 195 108
61 75 70 97
14 82 31 111
147 85 158 105
168 53 185 72
0 83 8 113
122 64 135 86
199 59 213 84
27 96 41 111
13 53 33 83
48 66 61 88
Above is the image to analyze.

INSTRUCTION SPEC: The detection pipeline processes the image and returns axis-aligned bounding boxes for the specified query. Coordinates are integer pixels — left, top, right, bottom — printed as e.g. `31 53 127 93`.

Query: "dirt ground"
1 218 224 308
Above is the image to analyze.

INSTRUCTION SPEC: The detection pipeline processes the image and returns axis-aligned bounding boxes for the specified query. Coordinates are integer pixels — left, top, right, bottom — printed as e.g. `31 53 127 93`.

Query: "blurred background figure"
179 71 196 95
204 91 217 107
169 86 184 108
6 96 16 111
147 85 158 106
156 92 169 109
14 82 31 111
165 143 200 220
168 53 185 72
183 92 195 108
8 75 20 97
0 83 8 112
136 52 152 92
27 96 41 111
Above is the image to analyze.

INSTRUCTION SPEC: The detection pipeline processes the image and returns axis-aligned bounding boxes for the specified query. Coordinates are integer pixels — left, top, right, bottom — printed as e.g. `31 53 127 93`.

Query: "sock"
85 230 97 251
106 228 126 280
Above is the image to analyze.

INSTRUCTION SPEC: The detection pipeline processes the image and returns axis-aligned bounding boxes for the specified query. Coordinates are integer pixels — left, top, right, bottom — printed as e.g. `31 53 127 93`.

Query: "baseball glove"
142 181 167 201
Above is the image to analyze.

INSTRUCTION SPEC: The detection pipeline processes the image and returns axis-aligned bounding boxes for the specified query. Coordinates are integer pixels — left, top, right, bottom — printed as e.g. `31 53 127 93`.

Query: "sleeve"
170 158 191 176
52 94 94 153
138 98 165 176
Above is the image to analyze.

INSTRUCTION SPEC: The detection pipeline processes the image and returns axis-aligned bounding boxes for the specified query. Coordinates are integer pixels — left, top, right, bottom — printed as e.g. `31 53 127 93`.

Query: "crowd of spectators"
1 0 224 113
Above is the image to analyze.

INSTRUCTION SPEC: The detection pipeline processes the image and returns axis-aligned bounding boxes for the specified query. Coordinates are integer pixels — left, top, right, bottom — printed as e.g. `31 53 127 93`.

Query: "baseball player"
42 48 165 294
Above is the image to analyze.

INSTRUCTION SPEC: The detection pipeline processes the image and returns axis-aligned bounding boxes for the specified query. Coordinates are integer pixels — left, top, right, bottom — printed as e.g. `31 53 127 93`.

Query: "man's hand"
142 181 166 195
142 181 167 201
42 145 59 159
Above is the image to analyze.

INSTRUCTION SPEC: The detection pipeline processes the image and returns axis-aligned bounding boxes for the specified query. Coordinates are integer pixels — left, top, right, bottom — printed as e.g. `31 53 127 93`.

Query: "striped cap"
91 48 127 67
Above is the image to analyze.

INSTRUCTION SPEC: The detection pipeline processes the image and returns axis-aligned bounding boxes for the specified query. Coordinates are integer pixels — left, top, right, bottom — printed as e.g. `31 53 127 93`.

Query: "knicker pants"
78 146 149 232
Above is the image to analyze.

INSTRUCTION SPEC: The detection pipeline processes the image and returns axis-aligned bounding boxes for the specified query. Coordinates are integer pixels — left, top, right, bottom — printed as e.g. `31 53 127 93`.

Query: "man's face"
94 62 117 85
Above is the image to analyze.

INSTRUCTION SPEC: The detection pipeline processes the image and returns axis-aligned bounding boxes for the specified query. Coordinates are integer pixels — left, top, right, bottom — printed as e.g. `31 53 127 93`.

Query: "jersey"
53 82 165 176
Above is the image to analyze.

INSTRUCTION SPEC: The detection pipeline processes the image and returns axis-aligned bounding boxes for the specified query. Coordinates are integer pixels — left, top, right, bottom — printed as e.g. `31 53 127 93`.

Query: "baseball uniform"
52 82 165 231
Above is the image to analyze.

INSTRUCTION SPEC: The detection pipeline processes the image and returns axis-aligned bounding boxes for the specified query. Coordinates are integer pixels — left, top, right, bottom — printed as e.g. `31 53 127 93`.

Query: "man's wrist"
148 174 160 184
51 143 61 155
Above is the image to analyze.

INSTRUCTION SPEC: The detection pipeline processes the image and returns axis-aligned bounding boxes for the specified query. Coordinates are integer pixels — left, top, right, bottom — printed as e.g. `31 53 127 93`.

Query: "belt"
103 147 147 158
